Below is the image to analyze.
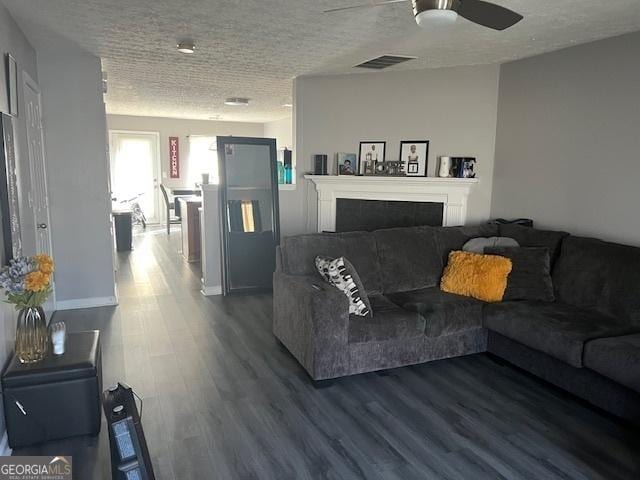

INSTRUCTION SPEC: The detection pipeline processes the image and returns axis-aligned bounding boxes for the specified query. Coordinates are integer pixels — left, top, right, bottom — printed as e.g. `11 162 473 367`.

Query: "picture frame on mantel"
337 153 357 176
359 141 386 176
5 54 18 117
400 140 429 177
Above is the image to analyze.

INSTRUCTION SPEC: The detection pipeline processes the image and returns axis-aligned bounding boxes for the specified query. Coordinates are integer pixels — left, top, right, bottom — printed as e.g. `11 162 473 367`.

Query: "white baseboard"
56 296 118 311
201 285 222 296
0 430 12 456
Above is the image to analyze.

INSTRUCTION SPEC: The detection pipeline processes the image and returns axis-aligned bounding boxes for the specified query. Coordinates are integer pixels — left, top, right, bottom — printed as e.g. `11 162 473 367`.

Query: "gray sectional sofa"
273 224 640 424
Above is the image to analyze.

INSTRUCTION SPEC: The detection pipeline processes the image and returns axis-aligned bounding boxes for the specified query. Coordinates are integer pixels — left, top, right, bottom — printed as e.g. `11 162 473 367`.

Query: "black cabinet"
2 331 102 448
217 137 280 294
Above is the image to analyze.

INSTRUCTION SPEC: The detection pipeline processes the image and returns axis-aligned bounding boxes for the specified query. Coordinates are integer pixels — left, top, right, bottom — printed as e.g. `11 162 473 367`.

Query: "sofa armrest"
273 272 350 380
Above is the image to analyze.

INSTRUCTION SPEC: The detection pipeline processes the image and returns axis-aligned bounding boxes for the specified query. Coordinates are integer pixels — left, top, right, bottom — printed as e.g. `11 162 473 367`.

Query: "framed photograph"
399 140 429 177
450 157 463 178
450 157 477 178
374 161 403 176
359 141 386 176
337 153 357 175
462 157 477 178
6 54 18 117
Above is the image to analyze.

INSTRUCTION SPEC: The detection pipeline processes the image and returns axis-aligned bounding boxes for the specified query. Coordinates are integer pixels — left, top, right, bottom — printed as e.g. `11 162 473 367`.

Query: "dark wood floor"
15 226 640 479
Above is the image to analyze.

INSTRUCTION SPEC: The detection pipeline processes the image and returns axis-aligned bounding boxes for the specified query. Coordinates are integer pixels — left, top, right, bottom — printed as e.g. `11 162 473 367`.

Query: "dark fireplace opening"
335 199 444 232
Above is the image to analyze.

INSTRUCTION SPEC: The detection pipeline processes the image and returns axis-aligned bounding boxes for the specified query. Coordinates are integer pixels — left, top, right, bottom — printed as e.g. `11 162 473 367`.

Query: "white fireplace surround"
305 175 478 232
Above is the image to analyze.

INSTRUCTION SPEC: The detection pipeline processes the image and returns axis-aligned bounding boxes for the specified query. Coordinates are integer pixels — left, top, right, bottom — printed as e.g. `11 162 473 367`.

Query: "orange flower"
34 254 54 275
25 271 50 292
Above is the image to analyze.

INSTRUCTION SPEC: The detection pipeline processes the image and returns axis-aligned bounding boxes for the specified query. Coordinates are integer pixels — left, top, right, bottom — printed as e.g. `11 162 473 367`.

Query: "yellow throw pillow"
441 250 513 302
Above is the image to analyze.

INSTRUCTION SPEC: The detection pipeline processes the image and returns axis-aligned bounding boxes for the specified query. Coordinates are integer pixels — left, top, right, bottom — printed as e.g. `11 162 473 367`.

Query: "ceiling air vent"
354 55 417 70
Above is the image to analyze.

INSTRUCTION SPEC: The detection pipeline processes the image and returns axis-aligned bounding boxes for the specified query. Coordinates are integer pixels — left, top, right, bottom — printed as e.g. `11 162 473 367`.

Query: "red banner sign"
169 136 180 178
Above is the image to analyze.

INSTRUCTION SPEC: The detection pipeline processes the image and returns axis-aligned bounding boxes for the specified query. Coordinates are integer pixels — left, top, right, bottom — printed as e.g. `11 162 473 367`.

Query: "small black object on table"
1 330 102 449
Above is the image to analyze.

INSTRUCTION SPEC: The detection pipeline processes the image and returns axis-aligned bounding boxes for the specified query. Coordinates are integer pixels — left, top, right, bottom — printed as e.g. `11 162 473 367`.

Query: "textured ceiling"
3 0 640 122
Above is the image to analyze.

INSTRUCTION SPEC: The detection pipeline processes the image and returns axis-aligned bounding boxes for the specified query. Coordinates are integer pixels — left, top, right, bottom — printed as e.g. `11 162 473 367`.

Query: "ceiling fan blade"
324 0 409 14
456 0 523 30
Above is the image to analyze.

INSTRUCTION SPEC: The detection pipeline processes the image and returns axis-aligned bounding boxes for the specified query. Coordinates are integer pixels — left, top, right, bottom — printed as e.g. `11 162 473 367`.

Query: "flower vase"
15 306 48 364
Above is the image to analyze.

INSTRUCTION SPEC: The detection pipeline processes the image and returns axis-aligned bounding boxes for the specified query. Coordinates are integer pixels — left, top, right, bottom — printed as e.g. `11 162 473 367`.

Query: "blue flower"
0 256 34 296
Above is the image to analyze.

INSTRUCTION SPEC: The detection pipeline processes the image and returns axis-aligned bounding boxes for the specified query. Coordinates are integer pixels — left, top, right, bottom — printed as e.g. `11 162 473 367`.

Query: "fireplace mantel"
304 175 478 232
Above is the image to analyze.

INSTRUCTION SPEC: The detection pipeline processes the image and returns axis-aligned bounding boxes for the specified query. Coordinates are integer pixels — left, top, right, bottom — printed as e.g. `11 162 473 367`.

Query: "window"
188 136 218 185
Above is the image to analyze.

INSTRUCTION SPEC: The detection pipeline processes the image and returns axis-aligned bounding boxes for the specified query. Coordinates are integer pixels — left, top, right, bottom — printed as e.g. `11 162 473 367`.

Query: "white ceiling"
3 0 640 122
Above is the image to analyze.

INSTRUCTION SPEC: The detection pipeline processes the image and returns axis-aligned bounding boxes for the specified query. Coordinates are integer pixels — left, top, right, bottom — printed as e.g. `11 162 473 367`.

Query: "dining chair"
160 184 181 234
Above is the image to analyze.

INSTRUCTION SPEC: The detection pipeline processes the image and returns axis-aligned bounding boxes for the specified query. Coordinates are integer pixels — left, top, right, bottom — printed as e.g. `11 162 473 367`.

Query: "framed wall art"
6 54 18 117
0 114 22 264
399 140 429 177
359 141 386 176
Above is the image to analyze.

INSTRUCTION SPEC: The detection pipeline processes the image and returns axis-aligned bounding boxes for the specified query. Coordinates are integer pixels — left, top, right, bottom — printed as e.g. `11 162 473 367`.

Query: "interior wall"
264 116 292 149
106 115 264 189
0 2 39 258
491 31 640 246
263 116 299 238
0 4 39 451
293 65 501 234
38 49 116 306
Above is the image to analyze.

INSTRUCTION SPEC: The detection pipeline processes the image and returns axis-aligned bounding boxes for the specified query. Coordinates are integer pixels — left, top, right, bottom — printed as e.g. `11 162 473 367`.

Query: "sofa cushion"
433 224 499 265
374 226 441 293
281 232 383 295
348 295 425 343
553 236 640 327
484 301 635 367
584 334 640 393
462 236 520 253
387 287 484 337
440 251 513 303
498 224 569 264
485 247 554 302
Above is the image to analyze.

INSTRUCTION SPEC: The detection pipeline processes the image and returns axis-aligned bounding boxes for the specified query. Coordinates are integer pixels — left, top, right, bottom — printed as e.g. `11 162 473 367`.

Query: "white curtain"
188 136 218 185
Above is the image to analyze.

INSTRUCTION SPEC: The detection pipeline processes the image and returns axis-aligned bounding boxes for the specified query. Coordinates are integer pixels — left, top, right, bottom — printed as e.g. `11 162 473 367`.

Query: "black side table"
1 330 102 448
113 211 133 251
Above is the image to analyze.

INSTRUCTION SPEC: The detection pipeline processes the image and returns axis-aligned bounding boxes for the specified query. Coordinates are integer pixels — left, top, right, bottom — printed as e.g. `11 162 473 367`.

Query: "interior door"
109 131 161 224
217 136 280 294
23 73 56 313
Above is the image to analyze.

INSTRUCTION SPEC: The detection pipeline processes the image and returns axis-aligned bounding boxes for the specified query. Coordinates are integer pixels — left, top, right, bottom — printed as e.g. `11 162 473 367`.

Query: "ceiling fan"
324 0 523 31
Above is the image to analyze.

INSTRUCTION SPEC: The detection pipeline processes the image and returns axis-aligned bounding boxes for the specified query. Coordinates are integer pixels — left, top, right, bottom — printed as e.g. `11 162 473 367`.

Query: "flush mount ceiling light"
282 103 293 108
177 41 195 54
225 97 250 106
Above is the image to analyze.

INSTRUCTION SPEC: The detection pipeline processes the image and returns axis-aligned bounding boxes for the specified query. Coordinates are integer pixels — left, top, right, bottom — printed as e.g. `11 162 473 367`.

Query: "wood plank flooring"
14 226 640 479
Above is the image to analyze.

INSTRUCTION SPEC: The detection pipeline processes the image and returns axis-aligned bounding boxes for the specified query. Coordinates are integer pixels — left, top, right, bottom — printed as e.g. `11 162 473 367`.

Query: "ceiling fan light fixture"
415 9 458 28
325 0 522 31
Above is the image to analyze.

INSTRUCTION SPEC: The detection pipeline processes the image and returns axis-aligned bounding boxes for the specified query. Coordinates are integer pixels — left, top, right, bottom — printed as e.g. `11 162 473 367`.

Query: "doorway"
109 131 161 225
23 72 56 314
